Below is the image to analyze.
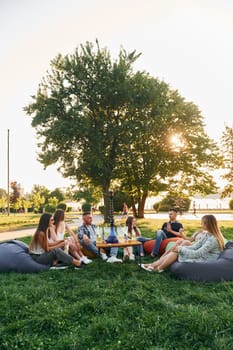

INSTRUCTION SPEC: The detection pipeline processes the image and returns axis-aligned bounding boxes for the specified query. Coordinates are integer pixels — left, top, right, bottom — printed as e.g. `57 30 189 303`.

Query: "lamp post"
7 129 10 216
106 189 118 243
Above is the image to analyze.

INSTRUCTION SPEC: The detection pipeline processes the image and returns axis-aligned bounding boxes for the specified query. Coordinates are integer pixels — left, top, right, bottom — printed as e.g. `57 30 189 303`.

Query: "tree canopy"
25 41 222 219
221 125 233 197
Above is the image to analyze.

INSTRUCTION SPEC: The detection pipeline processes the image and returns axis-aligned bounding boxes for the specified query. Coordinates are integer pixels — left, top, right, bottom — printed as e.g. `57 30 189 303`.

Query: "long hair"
29 213 52 250
53 209 65 232
202 214 225 250
126 216 140 237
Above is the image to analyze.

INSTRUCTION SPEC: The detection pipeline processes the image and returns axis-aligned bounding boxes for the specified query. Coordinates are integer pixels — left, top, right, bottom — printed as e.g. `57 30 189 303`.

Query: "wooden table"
96 240 143 266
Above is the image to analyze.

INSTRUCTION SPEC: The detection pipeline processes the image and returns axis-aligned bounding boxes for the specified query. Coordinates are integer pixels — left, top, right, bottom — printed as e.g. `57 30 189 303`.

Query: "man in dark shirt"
151 208 184 257
137 208 184 258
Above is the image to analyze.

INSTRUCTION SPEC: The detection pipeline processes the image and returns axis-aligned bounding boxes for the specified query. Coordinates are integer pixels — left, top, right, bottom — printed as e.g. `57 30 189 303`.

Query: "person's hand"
179 228 185 237
166 223 172 232
173 246 179 253
83 234 90 245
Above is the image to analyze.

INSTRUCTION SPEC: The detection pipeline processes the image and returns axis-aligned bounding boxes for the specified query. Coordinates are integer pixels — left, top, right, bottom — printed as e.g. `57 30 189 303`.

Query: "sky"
0 0 233 193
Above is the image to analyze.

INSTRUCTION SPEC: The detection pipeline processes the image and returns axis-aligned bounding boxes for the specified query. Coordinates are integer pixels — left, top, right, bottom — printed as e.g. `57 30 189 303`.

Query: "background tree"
31 192 45 213
25 41 222 220
0 188 7 212
20 198 32 213
24 41 141 222
110 189 131 213
118 79 222 217
50 188 65 202
71 183 102 209
45 197 59 213
0 188 7 198
32 185 50 205
0 196 7 212
221 125 233 197
10 181 21 212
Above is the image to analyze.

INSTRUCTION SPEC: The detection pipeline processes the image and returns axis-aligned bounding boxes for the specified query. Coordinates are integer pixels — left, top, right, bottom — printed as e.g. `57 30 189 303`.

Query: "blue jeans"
80 239 118 257
137 230 168 255
152 230 168 255
136 237 152 255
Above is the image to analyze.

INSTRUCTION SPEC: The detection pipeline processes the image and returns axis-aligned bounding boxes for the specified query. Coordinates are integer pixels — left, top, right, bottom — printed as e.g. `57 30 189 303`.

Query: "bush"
44 205 56 213
156 193 191 213
57 202 67 211
229 199 233 210
82 202 91 213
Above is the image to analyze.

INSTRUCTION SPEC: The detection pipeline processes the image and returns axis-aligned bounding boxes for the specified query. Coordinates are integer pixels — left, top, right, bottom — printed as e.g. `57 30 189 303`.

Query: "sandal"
140 264 155 272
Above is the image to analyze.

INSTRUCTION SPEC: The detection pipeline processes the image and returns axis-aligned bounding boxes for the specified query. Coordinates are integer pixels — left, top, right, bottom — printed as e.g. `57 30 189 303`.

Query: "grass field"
0 213 80 233
1 220 233 349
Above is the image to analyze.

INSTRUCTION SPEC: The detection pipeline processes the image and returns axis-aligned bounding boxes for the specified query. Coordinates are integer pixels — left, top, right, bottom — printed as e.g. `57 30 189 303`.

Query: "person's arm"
77 226 84 240
65 223 81 246
65 223 76 240
177 235 218 259
49 226 58 242
77 226 90 244
166 223 184 237
136 227 141 236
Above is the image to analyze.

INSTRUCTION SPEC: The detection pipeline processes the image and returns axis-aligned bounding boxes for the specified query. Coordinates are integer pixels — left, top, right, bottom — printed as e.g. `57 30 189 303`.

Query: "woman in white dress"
51 209 92 264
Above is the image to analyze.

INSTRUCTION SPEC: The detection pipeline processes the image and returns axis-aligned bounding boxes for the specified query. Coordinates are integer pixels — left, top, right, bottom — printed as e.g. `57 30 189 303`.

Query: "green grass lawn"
1 221 233 349
0 212 80 233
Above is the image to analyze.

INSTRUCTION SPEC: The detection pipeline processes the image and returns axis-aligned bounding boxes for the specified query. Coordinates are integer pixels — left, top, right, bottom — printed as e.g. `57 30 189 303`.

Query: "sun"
170 134 185 151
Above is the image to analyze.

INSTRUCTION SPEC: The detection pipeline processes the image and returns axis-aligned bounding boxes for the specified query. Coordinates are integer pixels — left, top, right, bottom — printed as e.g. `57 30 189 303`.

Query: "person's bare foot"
150 253 158 258
73 259 82 268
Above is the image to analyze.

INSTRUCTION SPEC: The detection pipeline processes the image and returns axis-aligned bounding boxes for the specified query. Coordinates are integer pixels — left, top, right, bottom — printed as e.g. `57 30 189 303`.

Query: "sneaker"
129 254 135 261
140 264 154 272
81 256 93 264
107 256 123 263
101 253 108 261
50 265 69 270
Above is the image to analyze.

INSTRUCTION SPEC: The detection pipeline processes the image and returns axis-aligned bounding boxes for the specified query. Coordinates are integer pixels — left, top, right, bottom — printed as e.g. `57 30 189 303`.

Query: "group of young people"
29 208 226 273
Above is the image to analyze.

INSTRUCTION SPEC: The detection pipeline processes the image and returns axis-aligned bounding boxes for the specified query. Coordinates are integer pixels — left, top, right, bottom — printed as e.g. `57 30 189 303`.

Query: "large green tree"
25 41 141 220
25 41 222 220
221 125 233 197
118 78 222 217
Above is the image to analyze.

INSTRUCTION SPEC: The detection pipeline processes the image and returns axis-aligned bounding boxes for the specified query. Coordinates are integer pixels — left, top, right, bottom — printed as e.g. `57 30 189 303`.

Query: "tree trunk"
137 192 148 218
102 184 110 223
130 195 137 218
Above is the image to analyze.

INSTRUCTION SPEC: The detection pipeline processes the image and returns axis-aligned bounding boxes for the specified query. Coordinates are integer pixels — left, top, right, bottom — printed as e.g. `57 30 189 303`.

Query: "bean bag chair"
0 240 50 273
81 246 96 258
144 237 180 256
170 240 233 282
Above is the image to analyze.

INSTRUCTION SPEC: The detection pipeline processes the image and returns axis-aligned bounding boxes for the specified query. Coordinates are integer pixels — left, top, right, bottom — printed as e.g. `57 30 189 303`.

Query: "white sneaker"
101 253 108 261
49 265 69 270
107 256 123 263
129 254 135 261
81 256 92 264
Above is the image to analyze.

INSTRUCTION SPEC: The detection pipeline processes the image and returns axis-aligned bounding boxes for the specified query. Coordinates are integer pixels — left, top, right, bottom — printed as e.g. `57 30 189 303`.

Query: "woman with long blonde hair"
141 215 225 272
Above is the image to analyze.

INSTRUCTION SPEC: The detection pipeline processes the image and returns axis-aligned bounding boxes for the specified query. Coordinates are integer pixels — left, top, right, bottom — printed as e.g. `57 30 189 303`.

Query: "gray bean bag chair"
170 240 233 282
0 240 50 273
